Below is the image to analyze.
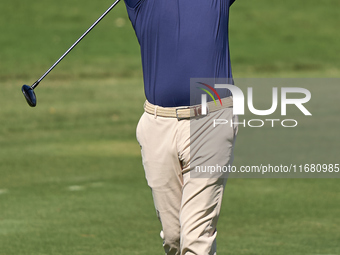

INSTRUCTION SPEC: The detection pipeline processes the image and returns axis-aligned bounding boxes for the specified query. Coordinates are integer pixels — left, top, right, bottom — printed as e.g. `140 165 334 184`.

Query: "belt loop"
154 106 158 119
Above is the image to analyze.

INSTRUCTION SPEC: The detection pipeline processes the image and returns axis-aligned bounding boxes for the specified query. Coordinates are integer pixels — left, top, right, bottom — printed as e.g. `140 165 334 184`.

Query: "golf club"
22 0 121 107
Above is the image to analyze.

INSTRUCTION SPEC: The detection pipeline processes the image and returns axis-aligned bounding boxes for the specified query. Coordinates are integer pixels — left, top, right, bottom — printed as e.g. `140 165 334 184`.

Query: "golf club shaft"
32 0 121 89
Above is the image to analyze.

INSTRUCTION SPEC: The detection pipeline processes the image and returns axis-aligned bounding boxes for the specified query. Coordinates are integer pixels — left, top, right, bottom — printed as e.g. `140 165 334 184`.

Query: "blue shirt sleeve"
124 0 142 9
126 0 235 8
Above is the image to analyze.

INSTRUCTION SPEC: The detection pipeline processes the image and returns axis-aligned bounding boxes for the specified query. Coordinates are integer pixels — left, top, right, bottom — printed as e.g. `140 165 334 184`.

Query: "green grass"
0 0 340 254
229 0 340 77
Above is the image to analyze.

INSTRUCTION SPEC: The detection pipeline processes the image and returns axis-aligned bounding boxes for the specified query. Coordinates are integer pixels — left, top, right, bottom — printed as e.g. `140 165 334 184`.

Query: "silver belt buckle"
176 106 191 120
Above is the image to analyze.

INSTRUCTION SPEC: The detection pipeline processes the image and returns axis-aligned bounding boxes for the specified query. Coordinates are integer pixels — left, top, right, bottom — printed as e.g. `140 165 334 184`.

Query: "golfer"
124 0 237 254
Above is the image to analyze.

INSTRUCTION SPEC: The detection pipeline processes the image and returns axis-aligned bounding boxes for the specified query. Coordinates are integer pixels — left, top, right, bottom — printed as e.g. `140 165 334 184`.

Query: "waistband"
144 97 233 120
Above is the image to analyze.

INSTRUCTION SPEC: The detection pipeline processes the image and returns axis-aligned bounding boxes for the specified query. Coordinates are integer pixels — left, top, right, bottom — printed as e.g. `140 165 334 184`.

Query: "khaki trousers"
136 103 237 255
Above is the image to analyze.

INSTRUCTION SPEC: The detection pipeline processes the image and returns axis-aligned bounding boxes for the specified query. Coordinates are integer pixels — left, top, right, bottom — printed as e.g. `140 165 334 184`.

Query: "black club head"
22 85 37 107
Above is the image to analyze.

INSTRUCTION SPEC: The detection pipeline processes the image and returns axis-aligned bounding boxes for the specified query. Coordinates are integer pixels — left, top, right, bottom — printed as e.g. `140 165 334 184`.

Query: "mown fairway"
0 0 339 254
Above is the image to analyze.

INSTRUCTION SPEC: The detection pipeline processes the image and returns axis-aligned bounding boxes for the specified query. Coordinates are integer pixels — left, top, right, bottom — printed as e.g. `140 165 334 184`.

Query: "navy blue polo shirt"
124 0 235 107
